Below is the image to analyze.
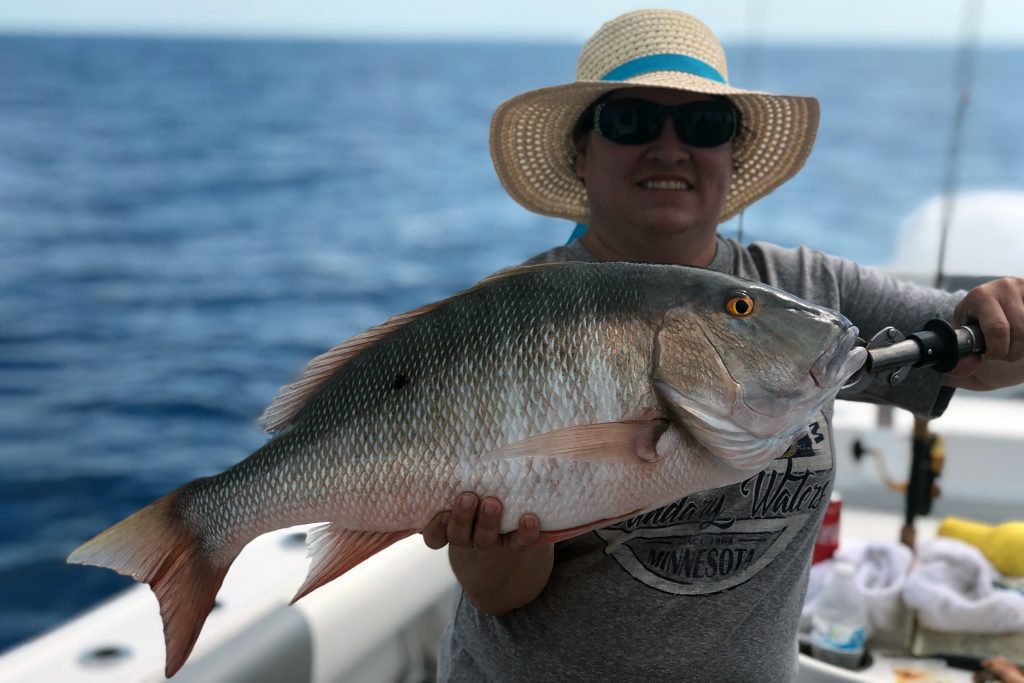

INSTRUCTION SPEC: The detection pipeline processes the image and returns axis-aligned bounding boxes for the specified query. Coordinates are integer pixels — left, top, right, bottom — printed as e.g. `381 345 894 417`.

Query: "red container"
813 492 842 564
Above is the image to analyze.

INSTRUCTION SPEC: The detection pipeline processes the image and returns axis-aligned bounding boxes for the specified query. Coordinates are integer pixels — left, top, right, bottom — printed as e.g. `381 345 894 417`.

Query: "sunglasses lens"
677 102 737 148
596 100 664 145
596 99 736 147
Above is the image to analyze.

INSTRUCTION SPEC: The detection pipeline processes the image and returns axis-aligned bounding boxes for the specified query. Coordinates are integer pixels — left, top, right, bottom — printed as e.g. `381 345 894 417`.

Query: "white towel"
903 537 1024 633
842 540 915 636
800 539 913 640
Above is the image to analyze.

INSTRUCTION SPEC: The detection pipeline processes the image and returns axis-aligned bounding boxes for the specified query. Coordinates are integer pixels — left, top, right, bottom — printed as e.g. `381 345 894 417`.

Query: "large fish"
68 262 865 676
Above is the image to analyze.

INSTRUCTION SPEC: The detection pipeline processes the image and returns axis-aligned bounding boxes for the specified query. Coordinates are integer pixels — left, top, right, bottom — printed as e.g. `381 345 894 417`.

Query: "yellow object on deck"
938 518 1024 577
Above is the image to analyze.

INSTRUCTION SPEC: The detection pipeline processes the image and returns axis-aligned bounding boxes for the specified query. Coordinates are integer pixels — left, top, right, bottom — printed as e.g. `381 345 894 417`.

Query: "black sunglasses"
593 98 738 147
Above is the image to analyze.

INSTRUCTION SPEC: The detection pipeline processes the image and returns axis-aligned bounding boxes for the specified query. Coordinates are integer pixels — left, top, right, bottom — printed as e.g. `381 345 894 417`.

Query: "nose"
645 117 690 163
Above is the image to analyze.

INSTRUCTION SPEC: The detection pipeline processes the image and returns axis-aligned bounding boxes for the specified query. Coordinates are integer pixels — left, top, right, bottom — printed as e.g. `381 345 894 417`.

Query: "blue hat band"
600 53 726 84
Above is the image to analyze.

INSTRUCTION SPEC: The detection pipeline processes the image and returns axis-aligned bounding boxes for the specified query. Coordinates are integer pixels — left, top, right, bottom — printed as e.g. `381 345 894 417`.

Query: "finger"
472 497 503 551
956 278 1024 362
962 295 1011 361
990 659 1024 683
421 511 451 549
1005 296 1024 362
989 656 1017 672
447 493 478 547
952 296 971 329
510 513 542 548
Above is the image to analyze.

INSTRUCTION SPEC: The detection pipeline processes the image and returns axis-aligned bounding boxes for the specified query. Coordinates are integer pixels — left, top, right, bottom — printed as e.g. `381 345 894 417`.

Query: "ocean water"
0 35 1022 652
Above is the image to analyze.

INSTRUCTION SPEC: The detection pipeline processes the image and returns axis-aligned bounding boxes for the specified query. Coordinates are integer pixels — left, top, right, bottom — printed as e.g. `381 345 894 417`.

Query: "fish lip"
810 326 866 388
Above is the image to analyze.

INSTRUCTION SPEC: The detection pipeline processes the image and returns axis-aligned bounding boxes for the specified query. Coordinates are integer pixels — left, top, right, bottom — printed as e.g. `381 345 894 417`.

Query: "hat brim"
490 73 819 224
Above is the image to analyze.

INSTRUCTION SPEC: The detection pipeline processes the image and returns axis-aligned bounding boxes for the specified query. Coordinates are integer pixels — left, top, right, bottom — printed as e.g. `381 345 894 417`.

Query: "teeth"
641 179 691 190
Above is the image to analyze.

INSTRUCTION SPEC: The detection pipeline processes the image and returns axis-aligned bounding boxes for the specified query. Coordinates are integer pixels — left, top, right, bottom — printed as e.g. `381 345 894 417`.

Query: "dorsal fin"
259 262 579 433
258 304 440 432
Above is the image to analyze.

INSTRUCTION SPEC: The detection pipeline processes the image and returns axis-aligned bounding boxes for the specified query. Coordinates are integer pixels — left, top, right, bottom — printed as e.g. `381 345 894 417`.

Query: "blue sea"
1 34 1022 653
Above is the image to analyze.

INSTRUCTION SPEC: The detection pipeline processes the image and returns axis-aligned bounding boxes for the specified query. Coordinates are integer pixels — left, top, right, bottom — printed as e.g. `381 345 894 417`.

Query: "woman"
423 10 1024 681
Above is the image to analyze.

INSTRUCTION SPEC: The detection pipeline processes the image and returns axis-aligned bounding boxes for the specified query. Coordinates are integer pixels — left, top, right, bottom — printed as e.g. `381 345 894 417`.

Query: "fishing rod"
839 318 986 549
839 319 985 398
896 0 985 549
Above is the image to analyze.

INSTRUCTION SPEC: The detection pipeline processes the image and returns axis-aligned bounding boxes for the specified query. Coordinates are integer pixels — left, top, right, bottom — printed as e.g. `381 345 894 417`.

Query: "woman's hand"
946 276 1024 390
421 493 554 615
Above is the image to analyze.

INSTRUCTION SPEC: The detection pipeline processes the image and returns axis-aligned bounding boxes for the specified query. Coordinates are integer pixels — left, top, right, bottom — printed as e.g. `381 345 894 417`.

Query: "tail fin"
67 490 233 678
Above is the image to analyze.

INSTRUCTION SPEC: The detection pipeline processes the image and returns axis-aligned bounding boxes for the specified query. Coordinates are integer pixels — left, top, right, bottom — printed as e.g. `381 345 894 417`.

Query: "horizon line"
2 26 1023 50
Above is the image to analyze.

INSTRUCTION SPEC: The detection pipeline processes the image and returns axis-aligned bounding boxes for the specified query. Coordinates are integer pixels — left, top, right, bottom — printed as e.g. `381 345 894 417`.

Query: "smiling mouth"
639 179 692 191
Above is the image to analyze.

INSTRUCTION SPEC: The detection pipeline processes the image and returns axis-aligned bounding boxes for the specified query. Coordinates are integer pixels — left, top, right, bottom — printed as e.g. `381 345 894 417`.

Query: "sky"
1 0 1022 46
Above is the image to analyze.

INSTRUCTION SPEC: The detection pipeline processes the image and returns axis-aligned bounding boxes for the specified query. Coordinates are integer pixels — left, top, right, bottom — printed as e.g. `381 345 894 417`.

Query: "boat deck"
0 509 996 683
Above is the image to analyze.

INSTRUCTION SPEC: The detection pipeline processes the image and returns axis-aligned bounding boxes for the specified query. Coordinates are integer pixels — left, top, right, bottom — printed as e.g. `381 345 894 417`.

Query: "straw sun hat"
490 9 820 224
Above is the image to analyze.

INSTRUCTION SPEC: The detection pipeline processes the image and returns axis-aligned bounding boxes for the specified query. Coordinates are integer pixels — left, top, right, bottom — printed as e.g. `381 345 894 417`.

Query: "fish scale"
67 261 865 677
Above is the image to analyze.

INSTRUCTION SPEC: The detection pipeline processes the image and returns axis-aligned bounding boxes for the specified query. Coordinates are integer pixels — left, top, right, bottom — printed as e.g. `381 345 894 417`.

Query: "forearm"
451 543 554 616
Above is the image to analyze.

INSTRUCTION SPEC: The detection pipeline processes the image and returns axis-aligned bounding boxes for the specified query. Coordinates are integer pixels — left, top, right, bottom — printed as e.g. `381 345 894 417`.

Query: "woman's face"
574 87 734 263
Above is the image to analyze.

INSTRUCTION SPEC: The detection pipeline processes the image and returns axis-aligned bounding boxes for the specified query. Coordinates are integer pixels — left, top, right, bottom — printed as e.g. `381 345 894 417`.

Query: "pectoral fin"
480 417 670 464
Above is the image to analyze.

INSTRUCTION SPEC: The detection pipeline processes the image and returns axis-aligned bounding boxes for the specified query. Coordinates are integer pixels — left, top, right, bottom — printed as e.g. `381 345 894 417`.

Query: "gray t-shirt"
437 236 961 682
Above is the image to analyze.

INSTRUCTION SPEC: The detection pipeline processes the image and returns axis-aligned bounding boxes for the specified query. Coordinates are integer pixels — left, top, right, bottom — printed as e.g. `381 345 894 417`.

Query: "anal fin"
290 525 414 604
538 508 646 544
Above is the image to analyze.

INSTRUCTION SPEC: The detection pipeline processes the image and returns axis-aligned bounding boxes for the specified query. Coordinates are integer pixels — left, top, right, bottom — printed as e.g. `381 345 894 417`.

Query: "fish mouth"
810 327 867 389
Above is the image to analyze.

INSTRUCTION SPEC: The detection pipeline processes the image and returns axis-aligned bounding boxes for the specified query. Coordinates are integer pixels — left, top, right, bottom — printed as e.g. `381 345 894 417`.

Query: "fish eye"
725 294 754 317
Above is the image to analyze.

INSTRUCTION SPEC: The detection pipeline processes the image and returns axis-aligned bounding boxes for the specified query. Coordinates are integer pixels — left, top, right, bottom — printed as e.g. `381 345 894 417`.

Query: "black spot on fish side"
392 373 411 390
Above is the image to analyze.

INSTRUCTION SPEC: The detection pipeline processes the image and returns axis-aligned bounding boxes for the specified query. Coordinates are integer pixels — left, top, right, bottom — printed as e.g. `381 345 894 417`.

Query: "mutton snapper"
68 262 865 677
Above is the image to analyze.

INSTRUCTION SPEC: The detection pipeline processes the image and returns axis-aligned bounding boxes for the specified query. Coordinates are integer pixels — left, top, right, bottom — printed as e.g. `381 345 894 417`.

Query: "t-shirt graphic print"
595 410 833 595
